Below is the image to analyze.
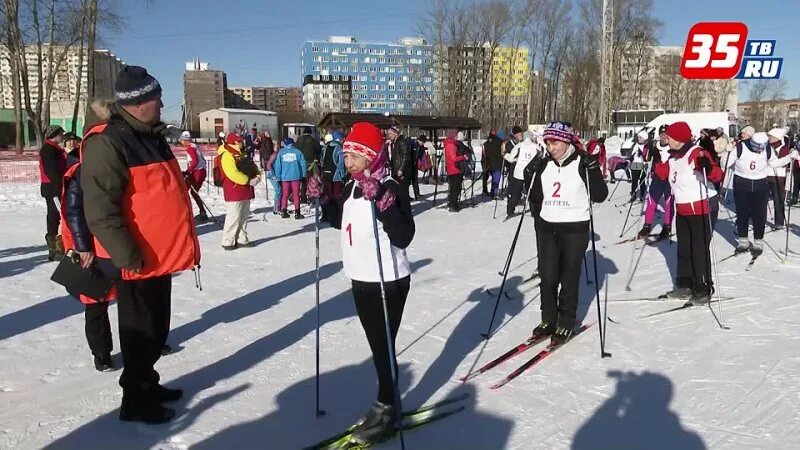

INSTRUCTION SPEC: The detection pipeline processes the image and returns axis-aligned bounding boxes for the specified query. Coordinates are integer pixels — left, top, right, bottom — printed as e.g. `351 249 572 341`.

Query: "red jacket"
221 144 255 202
444 138 466 176
654 145 723 216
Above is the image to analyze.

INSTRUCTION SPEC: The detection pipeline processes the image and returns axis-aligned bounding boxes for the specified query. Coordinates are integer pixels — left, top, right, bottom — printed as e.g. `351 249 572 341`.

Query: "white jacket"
504 139 543 180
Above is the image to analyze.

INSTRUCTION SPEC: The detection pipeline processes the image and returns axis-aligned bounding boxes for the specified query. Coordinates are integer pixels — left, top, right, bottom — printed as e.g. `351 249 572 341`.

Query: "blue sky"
109 0 799 122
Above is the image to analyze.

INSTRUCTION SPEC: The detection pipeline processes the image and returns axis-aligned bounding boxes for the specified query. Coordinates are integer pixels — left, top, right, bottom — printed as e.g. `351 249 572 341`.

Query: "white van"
620 112 738 155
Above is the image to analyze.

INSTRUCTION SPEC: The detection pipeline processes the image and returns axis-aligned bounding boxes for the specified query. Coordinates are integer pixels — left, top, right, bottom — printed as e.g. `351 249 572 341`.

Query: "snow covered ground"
1 179 800 450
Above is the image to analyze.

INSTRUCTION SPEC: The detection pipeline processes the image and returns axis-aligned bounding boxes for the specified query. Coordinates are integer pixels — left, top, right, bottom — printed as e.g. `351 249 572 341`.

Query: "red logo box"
681 22 749 80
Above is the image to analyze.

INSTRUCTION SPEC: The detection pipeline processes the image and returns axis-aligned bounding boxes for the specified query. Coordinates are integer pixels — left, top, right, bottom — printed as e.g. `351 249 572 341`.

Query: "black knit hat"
114 66 162 105
45 125 64 140
511 126 524 135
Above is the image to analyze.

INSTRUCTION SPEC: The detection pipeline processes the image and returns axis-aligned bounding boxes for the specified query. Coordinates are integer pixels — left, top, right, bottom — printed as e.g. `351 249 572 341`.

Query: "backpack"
736 140 771 160
212 154 224 187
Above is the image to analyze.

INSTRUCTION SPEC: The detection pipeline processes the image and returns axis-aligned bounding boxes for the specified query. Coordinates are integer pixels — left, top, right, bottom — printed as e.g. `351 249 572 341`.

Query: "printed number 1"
346 223 353 246
552 182 562 198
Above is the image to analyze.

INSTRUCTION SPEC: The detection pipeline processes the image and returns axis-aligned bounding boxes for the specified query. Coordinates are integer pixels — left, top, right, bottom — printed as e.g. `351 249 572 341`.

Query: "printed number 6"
750 161 756 171
346 223 353 246
684 33 741 69
552 181 562 198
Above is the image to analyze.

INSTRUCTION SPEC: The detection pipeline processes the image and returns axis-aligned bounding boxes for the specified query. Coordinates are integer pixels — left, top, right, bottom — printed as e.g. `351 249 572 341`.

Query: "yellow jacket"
217 144 250 186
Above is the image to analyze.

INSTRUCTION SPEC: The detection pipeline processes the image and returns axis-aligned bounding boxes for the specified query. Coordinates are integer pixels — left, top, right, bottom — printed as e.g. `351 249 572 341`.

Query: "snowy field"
1 179 800 450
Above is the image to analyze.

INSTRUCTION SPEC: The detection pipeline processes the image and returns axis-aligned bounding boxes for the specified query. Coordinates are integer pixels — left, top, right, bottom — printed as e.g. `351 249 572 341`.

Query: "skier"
505 130 543 218
329 122 415 445
179 131 209 223
321 131 345 200
244 126 260 160
587 137 608 179
444 129 468 212
258 130 275 172
725 131 797 254
218 133 260 249
482 130 504 197
526 121 608 343
653 121 723 303
274 137 308 219
638 125 674 240
40 125 68 261
629 131 648 202
767 127 791 230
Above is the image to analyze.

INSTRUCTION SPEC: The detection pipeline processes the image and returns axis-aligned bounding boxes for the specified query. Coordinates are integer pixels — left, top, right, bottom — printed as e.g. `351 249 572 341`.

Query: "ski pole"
583 254 592 286
263 173 270 222
314 198 325 417
188 184 222 228
585 165 611 358
369 202 405 450
701 167 727 330
432 154 442 209
493 159 507 219
482 175 536 340
785 166 794 263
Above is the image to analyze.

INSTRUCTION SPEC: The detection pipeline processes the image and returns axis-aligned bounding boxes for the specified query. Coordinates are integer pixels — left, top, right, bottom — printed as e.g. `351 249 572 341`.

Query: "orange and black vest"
82 120 201 281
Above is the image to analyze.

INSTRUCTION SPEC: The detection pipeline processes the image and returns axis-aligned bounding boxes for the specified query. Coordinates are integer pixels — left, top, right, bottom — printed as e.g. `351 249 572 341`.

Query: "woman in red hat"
330 122 415 445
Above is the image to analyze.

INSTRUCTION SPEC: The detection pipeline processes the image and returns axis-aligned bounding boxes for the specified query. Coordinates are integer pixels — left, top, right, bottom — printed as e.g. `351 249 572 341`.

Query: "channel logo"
680 22 783 80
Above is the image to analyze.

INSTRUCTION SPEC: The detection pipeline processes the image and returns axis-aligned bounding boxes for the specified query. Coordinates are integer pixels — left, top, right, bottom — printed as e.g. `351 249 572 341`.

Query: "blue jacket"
64 164 93 252
325 142 346 182
274 145 307 182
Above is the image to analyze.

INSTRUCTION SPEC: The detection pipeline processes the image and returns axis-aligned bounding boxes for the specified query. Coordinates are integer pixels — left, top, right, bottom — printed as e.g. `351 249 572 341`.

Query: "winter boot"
637 223 653 239
119 394 175 424
151 384 183 403
295 211 305 219
53 235 65 260
550 326 575 346
350 401 398 445
689 285 713 305
281 210 290 219
532 321 555 337
735 237 751 254
45 234 64 261
161 344 173 356
195 212 209 224
662 287 693 299
657 225 671 241
93 353 114 372
752 239 764 256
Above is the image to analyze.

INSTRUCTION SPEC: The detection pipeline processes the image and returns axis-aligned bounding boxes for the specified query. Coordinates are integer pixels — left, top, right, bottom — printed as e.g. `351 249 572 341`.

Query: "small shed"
198 108 278 140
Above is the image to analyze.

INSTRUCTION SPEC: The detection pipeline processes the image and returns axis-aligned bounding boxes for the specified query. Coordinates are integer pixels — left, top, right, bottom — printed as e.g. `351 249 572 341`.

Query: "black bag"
236 156 261 179
50 251 114 300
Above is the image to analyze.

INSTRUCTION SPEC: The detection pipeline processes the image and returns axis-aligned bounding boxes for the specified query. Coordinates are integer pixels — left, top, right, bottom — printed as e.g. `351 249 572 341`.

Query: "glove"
695 155 712 172
359 177 382 201
523 156 544 177
375 189 397 213
579 155 600 172
249 177 261 187
307 175 323 199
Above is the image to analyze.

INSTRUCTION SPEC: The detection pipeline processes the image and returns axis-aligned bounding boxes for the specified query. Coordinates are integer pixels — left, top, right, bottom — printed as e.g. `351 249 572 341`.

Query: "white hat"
523 130 535 141
180 131 192 141
218 131 225 138
751 132 769 148
637 130 648 140
768 128 787 141
456 131 465 141
324 133 333 144
741 126 755 137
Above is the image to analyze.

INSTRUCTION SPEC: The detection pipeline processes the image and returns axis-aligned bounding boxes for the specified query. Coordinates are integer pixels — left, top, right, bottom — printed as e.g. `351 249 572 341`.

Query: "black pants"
408 168 420 199
630 169 645 199
117 276 171 394
85 302 113 356
675 214 713 291
538 228 589 330
769 178 786 227
45 196 60 236
792 165 800 202
734 188 768 239
352 276 410 405
448 174 463 209
482 165 490 195
507 177 527 216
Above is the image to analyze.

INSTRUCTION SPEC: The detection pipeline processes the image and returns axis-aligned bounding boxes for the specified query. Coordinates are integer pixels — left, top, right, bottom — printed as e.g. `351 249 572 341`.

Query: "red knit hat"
225 132 243 145
666 122 692 143
343 122 383 161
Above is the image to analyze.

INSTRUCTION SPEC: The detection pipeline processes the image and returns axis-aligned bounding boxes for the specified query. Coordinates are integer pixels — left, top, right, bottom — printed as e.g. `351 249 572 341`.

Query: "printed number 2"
552 182 562 198
346 223 353 246
749 161 756 171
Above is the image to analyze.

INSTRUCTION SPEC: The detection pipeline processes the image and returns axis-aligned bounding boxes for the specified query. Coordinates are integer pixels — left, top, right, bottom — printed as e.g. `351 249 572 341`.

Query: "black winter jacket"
296 134 321 169
388 135 412 180
483 136 504 172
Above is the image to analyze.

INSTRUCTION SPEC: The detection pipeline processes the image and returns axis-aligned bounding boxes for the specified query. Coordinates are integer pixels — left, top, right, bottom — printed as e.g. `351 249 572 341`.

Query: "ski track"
1 181 800 449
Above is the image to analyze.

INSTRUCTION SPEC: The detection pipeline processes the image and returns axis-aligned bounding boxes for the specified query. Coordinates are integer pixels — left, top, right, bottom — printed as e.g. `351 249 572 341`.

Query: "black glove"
695 155 712 172
579 154 600 172
524 156 544 177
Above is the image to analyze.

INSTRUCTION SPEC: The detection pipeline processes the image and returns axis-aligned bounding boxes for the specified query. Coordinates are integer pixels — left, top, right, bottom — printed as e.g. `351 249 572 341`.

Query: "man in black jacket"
39 125 67 261
482 130 504 197
295 127 321 203
386 126 413 195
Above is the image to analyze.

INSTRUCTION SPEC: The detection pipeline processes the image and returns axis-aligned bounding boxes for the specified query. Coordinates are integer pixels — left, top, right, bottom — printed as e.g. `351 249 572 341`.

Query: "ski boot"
735 237 751 254
222 244 237 251
350 401 398 445
688 285 713 306
657 225 671 242
195 212 209 224
661 287 693 299
637 223 653 239
93 353 114 372
532 321 555 337
281 210 290 219
752 239 764 256
295 211 305 219
550 326 575 346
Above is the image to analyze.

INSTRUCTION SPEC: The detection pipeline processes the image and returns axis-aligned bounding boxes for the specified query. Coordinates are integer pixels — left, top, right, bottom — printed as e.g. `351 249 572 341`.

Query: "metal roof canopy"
318 113 481 131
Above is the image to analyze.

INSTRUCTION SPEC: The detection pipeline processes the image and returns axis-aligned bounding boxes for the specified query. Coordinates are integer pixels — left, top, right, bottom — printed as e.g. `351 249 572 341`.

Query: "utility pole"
599 0 614 137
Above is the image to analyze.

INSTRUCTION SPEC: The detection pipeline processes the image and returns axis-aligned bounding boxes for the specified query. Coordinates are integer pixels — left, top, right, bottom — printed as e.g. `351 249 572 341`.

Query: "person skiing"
179 131 208 223
218 133 260 249
638 125 675 240
505 130 542 218
40 125 68 261
526 121 608 344
652 121 723 303
444 129 468 212
767 128 791 230
329 122 415 445
725 131 797 255
629 131 649 202
274 137 308 219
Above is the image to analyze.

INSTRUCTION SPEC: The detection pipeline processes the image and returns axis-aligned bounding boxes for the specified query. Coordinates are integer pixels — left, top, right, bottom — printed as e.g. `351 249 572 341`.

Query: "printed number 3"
346 223 353 246
671 172 678 184
749 161 756 171
552 182 561 198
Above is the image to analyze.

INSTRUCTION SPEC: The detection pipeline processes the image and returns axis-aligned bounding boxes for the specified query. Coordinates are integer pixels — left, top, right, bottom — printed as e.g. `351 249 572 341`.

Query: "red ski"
458 334 550 382
490 324 593 390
